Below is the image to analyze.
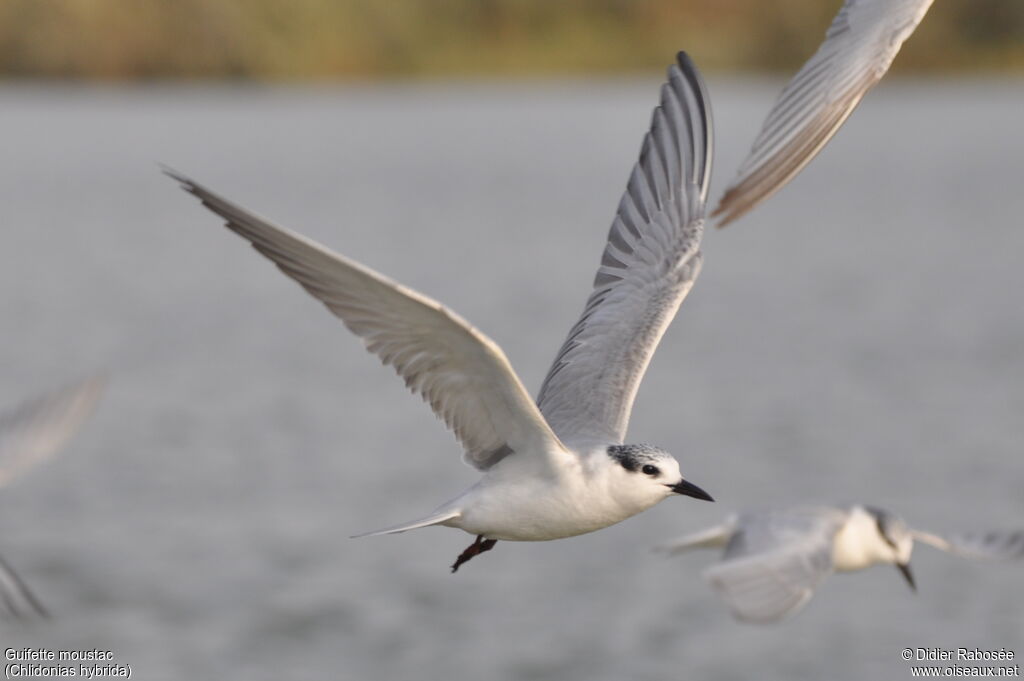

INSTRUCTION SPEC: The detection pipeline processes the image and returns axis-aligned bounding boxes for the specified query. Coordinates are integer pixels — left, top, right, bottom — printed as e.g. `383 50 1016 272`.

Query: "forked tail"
350 508 461 538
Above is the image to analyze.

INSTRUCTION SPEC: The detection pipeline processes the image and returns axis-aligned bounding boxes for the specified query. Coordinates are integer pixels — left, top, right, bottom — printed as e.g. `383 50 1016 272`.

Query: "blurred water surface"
0 76 1021 680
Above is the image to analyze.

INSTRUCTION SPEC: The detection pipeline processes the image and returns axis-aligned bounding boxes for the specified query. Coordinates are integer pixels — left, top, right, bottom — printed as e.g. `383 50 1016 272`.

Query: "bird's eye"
641 464 660 476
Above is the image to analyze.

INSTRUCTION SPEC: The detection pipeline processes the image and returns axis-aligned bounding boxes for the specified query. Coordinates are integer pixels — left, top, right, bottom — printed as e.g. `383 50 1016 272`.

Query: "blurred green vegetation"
1 0 1022 80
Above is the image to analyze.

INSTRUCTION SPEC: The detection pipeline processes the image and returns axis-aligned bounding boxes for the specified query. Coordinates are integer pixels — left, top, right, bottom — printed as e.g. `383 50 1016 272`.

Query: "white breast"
831 508 894 572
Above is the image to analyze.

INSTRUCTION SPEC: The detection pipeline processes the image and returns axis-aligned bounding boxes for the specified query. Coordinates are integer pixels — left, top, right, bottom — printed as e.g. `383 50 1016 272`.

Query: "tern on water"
657 504 1024 623
713 0 936 226
0 377 104 618
167 52 714 572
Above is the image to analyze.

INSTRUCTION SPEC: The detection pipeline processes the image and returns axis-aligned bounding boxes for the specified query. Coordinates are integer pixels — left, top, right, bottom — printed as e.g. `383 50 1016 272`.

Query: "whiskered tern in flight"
657 504 1024 623
0 377 104 618
166 52 715 572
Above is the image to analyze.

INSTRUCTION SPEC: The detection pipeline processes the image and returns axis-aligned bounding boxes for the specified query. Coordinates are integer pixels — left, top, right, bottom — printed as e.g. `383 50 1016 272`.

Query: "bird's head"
605 444 713 511
865 506 916 591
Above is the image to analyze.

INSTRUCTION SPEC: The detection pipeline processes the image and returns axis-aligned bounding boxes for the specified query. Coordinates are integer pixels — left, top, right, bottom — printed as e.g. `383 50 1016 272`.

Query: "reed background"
1 0 1022 80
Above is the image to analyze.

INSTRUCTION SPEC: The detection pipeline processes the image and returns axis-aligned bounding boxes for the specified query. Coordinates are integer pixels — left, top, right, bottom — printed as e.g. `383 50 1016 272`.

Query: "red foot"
451 535 498 573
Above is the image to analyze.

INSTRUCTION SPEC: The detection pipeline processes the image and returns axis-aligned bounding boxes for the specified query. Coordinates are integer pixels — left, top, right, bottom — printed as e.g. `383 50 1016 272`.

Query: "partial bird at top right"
712 0 935 227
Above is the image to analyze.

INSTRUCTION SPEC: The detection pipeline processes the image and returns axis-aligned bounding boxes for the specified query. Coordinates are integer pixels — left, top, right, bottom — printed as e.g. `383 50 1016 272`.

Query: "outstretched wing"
535 52 712 448
713 0 935 227
0 377 104 488
0 555 48 620
704 507 847 623
912 529 1024 561
166 170 567 472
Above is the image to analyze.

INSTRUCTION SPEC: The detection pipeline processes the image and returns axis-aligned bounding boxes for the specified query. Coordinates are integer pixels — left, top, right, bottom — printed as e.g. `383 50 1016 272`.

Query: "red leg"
451 535 499 573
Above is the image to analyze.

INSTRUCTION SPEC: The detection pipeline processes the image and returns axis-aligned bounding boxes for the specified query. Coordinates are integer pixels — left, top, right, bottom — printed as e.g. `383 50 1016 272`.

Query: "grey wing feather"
536 52 712 448
705 507 847 623
0 555 48 620
166 170 567 472
0 377 104 488
913 529 1024 561
713 0 935 227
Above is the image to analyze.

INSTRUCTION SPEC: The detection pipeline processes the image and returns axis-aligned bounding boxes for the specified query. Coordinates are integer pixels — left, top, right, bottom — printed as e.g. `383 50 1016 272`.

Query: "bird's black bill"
670 479 714 502
897 562 916 592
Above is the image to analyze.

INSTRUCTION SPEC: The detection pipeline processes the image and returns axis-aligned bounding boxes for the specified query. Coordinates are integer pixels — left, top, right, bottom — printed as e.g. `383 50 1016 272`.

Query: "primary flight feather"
713 0 935 227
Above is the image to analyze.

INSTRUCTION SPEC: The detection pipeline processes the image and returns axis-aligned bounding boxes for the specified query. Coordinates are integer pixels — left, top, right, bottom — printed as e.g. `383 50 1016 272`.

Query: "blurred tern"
657 504 1024 623
166 52 715 572
0 377 104 618
713 0 935 226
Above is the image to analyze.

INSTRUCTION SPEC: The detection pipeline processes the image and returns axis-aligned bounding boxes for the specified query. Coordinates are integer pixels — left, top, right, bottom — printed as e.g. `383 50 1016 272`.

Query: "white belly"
450 478 647 541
